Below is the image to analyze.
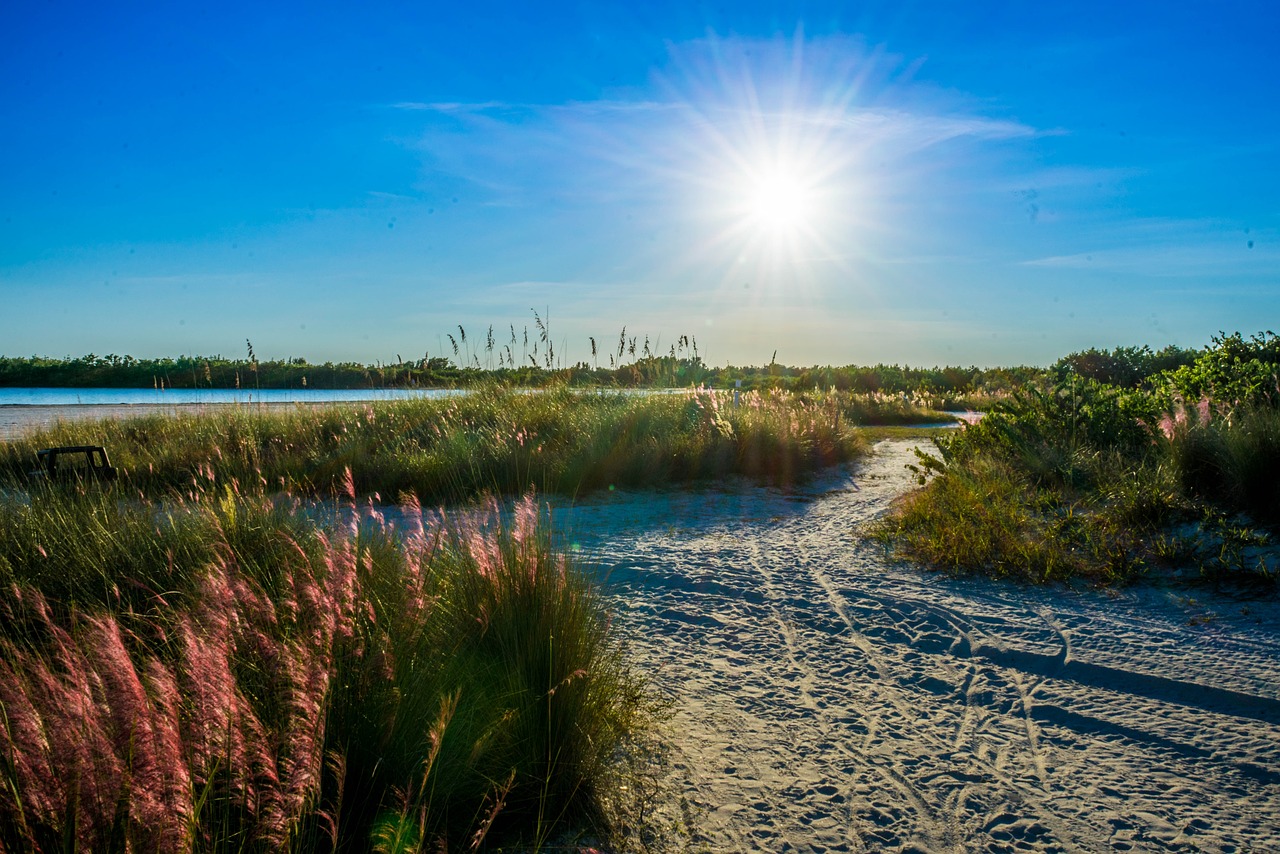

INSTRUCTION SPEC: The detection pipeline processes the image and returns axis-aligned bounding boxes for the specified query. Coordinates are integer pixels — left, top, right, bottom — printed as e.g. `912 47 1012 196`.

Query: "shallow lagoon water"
0 387 462 406
0 387 467 439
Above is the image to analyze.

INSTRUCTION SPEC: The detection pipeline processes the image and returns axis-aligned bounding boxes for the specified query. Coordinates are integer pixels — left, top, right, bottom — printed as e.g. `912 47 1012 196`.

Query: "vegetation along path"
555 439 1280 852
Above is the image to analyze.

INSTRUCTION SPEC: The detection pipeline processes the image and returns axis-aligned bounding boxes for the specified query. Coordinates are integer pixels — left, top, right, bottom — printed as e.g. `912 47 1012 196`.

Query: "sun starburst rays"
594 33 912 320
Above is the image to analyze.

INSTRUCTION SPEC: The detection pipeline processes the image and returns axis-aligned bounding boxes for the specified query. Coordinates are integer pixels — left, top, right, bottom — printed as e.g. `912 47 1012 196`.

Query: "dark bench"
30 446 118 483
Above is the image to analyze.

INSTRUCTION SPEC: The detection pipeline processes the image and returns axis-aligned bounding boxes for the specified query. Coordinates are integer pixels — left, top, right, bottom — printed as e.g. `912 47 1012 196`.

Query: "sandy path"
553 440 1280 853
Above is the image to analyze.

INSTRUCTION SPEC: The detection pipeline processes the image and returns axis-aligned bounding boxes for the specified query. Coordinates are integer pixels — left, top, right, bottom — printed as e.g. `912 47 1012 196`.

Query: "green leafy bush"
1163 331 1280 410
933 377 1161 489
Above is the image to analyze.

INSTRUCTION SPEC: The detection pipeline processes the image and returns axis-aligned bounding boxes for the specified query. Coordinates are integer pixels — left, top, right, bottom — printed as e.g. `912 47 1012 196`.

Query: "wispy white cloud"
394 31 1054 215
995 164 1140 192
389 99 682 116
389 100 512 113
1020 230 1273 275
365 189 422 203
803 108 1039 145
549 100 686 116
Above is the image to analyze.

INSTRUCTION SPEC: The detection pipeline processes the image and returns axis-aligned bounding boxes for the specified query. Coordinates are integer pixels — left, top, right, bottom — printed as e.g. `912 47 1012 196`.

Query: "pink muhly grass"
291 556 335 652
468 527 499 582
456 495 505 583
363 496 387 529
176 560 350 847
546 668 589 698
26 663 126 847
322 529 360 643
276 536 313 623
177 613 238 781
511 492 539 551
260 639 331 848
33 603 127 829
179 570 281 816
228 572 282 672
397 492 426 553
395 495 440 622
141 660 190 820
257 515 372 846
0 652 57 833
81 615 191 852
468 771 515 852
1196 396 1212 426
693 386 720 417
0 593 164 849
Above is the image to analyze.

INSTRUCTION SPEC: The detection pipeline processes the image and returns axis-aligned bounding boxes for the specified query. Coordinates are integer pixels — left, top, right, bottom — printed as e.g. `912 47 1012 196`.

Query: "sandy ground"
551 440 1280 853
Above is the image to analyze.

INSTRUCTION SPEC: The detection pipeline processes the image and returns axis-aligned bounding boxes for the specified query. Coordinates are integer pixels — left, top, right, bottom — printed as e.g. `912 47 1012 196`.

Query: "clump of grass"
877 452 1159 584
835 390 968 426
0 386 866 503
1166 405 1280 525
0 495 345 852
0 484 655 851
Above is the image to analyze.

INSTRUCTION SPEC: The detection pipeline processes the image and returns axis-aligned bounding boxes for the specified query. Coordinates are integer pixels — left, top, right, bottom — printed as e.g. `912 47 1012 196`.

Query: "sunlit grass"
0 386 868 501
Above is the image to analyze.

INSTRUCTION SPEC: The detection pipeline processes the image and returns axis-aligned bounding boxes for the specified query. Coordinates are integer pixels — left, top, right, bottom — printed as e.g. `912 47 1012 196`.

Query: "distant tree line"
0 353 464 390
5 334 1269 398
0 351 1045 394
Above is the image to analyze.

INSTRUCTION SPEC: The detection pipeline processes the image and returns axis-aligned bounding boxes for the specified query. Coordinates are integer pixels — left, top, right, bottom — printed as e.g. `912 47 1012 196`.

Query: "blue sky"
2 1 1276 368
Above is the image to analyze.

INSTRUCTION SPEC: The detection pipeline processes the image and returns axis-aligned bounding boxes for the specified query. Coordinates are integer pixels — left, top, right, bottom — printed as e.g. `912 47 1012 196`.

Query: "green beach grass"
0 386 870 501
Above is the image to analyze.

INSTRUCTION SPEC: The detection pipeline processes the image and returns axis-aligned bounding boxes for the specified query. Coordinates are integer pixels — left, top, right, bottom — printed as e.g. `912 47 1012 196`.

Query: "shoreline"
0 401 345 441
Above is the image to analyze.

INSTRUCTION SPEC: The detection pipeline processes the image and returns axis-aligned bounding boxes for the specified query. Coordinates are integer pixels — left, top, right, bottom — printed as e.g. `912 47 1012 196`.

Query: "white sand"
552 440 1280 852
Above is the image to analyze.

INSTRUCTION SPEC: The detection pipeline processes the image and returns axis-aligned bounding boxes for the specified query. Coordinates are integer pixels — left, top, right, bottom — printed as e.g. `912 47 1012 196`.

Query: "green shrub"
1162 331 1280 410
934 377 1160 488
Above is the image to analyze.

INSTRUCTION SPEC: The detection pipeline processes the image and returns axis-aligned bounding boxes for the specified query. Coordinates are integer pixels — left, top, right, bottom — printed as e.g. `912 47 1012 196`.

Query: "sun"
747 169 812 231
734 159 822 240
693 145 840 289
